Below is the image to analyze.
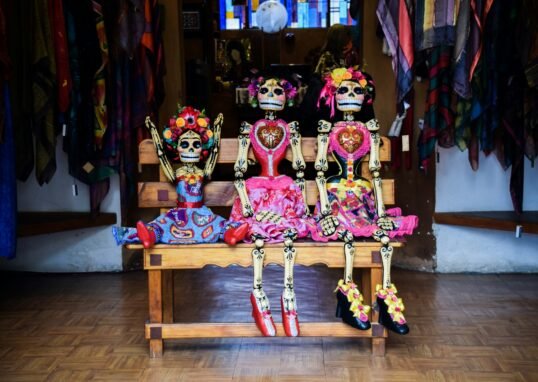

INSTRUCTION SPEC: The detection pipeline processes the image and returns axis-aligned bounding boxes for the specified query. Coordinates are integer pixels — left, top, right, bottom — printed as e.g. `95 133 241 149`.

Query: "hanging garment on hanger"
32 0 57 185
376 0 414 106
0 83 16 259
415 0 460 51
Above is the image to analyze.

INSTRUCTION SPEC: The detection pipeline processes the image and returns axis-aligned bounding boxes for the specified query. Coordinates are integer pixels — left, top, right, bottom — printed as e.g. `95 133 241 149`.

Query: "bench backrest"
138 137 394 209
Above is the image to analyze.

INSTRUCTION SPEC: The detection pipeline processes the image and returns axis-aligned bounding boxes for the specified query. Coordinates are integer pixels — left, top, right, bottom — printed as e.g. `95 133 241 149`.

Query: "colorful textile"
414 0 460 51
92 0 109 149
418 46 454 171
32 0 57 185
229 175 312 243
50 0 71 114
376 0 414 105
311 121 418 242
0 83 16 258
114 176 232 244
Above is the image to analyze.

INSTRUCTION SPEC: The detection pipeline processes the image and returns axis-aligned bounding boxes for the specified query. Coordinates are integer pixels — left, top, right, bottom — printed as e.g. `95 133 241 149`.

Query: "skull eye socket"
193 141 201 149
354 87 365 94
180 141 190 149
259 87 269 94
273 88 284 96
337 86 349 95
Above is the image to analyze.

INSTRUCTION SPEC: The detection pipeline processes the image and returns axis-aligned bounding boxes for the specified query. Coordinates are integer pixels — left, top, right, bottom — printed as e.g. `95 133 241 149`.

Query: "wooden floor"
1 267 537 381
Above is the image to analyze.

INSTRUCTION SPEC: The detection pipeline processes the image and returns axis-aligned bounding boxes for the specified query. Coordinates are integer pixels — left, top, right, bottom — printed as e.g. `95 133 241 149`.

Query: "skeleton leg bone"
375 232 409 335
250 235 276 336
334 230 370 330
281 229 300 337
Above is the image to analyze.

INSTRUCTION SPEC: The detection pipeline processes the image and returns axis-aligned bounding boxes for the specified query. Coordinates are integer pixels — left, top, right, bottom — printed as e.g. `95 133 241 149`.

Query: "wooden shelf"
17 212 117 237
433 211 538 235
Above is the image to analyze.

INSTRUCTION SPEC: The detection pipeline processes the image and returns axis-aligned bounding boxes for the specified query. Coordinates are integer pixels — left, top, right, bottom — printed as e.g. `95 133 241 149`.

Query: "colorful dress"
113 173 228 244
311 121 418 242
229 119 312 243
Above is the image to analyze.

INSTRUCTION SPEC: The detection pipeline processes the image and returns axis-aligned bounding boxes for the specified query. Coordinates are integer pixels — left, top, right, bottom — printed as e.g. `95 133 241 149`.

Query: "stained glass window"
219 0 355 30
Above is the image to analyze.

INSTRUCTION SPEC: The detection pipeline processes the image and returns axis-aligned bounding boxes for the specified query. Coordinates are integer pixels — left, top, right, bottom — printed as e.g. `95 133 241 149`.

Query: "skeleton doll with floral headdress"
312 68 418 335
113 106 248 247
229 77 313 337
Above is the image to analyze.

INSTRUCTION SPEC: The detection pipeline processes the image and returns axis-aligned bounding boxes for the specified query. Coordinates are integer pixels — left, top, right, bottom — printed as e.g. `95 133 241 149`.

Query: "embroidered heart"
338 125 364 154
256 122 285 149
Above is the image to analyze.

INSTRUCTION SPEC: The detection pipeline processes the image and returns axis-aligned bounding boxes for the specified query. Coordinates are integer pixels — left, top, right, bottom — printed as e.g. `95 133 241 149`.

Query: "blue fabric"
113 206 229 245
0 84 16 259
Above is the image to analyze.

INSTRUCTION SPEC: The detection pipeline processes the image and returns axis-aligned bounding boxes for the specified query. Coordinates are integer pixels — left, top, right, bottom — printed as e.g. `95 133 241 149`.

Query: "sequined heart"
338 125 364 154
257 122 285 149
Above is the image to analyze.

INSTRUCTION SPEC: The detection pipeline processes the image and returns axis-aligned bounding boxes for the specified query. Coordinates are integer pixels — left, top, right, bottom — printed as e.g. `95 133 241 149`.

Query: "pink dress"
310 121 418 242
229 119 313 243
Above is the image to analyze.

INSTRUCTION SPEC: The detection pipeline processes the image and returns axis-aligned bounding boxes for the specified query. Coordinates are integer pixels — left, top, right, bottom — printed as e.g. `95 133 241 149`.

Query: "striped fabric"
415 0 460 51
418 46 454 171
376 0 414 105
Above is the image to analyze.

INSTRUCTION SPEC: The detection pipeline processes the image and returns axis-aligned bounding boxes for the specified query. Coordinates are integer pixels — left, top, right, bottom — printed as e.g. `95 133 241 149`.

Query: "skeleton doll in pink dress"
312 68 418 335
229 77 312 337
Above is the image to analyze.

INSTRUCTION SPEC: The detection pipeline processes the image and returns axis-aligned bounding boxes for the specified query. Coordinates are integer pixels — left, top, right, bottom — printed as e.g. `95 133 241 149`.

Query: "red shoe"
223 223 249 245
136 221 156 249
281 296 300 337
250 292 276 337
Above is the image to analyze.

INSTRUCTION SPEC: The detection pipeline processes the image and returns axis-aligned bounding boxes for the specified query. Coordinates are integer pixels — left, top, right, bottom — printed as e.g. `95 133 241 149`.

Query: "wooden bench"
129 136 402 357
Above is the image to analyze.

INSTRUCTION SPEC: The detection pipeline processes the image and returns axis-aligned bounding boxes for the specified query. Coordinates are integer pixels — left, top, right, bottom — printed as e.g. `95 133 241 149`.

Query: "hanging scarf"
376 0 414 105
92 0 109 149
0 83 16 259
418 46 454 171
415 0 460 51
32 0 57 185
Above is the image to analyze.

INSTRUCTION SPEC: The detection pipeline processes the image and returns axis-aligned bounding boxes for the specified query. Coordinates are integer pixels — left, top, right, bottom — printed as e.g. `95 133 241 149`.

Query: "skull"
257 79 286 111
177 130 202 163
335 80 365 112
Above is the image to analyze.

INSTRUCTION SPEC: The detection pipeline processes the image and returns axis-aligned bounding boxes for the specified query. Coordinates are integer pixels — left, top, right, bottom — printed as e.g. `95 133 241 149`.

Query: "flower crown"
247 76 298 108
318 67 375 117
162 105 214 162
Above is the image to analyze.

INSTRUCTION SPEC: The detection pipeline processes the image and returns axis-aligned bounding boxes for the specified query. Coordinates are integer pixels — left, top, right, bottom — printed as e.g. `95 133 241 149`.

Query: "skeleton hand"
319 215 339 237
255 211 283 224
377 217 396 231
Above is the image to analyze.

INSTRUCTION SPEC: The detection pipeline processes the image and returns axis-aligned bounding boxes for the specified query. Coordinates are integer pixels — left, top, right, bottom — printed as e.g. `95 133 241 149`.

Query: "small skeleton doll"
229 77 312 337
313 68 418 335
113 106 248 247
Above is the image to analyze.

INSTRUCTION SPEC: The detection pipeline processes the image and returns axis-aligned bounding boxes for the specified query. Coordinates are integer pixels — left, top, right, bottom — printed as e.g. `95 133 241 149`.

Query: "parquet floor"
0 267 537 381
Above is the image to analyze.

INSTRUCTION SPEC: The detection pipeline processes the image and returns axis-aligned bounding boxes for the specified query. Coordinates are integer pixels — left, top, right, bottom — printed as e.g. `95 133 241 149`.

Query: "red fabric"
176 201 203 208
49 0 71 113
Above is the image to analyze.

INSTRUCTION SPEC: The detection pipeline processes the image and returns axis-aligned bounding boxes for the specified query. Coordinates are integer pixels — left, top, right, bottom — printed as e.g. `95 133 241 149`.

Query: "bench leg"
148 270 163 358
162 270 174 324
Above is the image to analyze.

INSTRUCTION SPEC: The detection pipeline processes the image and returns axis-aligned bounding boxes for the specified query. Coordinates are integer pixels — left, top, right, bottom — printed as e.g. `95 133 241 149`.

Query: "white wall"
0 144 123 272
435 146 538 272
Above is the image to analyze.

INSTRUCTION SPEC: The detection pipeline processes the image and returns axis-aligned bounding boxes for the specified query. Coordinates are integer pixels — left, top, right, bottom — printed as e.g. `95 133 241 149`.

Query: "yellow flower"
176 117 185 127
331 68 348 86
206 130 213 138
359 78 367 87
197 118 208 128
163 129 172 139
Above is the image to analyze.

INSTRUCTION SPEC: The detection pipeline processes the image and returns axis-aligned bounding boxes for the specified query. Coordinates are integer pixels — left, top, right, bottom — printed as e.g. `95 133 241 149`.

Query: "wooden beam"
138 179 395 208
139 242 405 270
145 322 387 339
139 137 391 164
434 211 538 235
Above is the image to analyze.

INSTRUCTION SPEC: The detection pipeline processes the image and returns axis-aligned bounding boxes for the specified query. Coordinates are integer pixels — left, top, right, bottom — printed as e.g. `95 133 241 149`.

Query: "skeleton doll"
312 68 418 335
229 77 312 337
113 106 248 247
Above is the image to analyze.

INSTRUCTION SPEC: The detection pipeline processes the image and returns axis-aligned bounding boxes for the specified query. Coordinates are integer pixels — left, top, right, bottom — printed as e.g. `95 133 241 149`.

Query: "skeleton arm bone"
366 118 394 229
315 120 332 216
234 122 254 217
145 116 176 184
204 113 223 178
288 121 309 215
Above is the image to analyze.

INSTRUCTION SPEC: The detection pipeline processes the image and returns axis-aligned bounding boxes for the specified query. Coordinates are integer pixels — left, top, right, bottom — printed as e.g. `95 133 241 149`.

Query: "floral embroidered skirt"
229 175 313 243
